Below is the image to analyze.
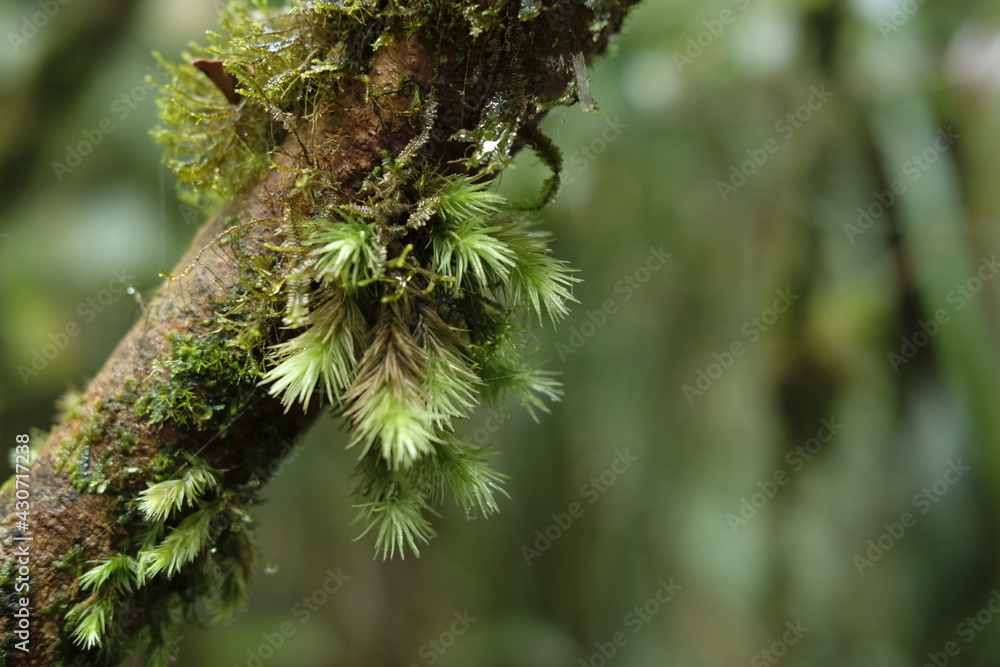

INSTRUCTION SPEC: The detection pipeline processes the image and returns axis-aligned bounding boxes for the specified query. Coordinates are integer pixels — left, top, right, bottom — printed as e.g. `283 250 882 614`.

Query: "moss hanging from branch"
0 0 638 664
150 0 596 563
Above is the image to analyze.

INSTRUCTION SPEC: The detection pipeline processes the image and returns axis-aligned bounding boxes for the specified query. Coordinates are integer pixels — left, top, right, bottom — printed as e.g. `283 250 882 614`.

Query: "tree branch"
0 1 638 664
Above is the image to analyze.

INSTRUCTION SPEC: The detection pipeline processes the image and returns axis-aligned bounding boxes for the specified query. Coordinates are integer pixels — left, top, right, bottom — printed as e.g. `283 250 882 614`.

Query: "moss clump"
147 0 608 560
134 330 261 432
54 402 110 490
51 0 636 651
63 452 260 665
52 403 144 495
52 546 86 577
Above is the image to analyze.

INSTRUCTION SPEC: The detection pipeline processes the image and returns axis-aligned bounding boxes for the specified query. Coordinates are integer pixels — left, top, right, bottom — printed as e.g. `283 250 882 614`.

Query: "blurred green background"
4 0 1000 665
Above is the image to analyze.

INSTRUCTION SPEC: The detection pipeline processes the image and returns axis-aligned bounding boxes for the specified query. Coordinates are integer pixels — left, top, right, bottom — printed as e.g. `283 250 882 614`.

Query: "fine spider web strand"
158 218 274 283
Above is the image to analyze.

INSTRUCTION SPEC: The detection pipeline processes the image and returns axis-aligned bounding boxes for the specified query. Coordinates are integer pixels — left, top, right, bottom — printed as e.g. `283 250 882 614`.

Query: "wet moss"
48 0 633 659
134 331 261 433
62 452 262 664
52 402 143 496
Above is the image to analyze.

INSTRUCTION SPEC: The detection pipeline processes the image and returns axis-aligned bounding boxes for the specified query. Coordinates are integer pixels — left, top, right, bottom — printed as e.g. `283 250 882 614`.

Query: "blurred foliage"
3 0 1000 665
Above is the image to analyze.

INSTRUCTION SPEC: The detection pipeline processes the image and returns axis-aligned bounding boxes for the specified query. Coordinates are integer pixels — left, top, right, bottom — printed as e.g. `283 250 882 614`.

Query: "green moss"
64 452 261 661
134 330 261 432
52 402 144 495
54 402 109 482
152 1 381 204
52 546 86 577
52 0 628 658
56 387 87 421
147 0 599 561
42 595 72 619
119 376 140 405
0 557 14 590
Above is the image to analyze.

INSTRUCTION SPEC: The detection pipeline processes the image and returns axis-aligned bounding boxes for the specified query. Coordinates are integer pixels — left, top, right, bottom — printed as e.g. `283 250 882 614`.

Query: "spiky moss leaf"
209 517 258 622
78 555 140 595
308 213 383 288
264 328 353 409
263 291 365 410
429 177 515 288
350 435 508 556
473 332 563 420
352 483 438 559
495 224 580 324
426 182 579 322
142 508 215 580
363 387 439 467
138 452 221 522
413 310 482 423
432 216 518 288
342 311 439 469
67 597 114 650
138 478 193 523
432 175 506 223
89 502 261 657
129 593 185 667
423 436 508 516
343 306 485 470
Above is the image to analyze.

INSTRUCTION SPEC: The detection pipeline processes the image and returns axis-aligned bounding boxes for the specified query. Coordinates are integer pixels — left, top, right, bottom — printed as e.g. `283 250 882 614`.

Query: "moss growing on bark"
146 0 596 561
42 0 636 660
134 330 261 431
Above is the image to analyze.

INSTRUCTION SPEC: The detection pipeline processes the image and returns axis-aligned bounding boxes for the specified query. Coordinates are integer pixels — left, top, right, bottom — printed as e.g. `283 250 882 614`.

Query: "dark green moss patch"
135 331 261 432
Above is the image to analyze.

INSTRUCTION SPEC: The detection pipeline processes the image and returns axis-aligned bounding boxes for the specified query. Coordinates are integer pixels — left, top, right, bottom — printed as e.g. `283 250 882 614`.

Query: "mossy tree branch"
0 1 638 664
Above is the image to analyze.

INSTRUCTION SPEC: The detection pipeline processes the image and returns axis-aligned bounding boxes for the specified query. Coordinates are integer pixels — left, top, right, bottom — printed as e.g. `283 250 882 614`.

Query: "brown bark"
0 2 638 664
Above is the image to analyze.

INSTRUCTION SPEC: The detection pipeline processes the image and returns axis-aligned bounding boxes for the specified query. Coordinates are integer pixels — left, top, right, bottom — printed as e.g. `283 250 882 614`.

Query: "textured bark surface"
0 3 638 664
